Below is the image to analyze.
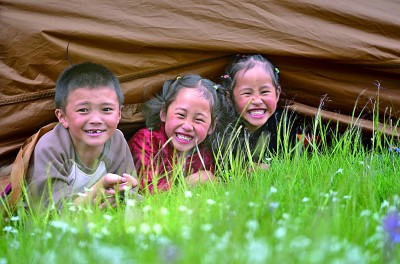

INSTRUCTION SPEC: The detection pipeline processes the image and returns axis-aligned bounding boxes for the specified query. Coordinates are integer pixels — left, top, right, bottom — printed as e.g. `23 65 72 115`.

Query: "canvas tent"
1 0 399 176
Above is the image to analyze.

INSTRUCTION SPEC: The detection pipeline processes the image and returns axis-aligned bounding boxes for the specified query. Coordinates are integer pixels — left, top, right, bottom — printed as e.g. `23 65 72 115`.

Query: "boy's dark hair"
143 74 226 149
55 62 124 110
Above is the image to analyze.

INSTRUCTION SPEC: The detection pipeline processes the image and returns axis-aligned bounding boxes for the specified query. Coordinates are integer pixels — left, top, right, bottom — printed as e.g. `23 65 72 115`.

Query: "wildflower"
246 220 259 232
181 225 191 239
140 223 151 234
143 205 151 212
153 224 162 235
360 210 371 217
334 168 343 175
103 214 112 221
160 207 169 215
380 200 390 210
383 210 400 244
10 216 19 222
50 220 70 232
178 205 187 212
201 224 213 232
207 199 216 205
184 190 193 198
269 186 277 194
269 202 279 211
274 227 287 239
248 202 255 207
126 226 136 234
302 197 310 203
3 226 18 234
126 199 136 207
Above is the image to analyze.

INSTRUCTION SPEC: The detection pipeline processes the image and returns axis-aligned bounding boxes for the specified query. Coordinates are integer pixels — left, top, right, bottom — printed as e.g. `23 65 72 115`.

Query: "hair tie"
222 74 230 79
176 76 181 80
213 85 219 91
274 67 280 75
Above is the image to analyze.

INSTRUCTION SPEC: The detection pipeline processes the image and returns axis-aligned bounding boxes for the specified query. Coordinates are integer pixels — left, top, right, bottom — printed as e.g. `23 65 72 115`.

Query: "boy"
26 62 138 210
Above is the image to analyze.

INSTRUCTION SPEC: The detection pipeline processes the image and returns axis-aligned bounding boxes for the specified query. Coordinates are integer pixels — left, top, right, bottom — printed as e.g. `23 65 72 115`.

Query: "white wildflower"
126 199 136 207
248 202 256 207
178 205 187 212
3 226 18 234
247 239 270 263
269 202 279 210
282 213 290 220
360 210 371 217
126 226 136 234
201 224 213 232
181 225 191 239
100 227 110 236
50 220 70 232
207 199 216 205
140 223 151 234
246 220 259 232
269 186 277 194
184 190 193 198
380 200 390 210
302 197 310 203
10 216 19 222
160 207 169 215
153 224 162 235
143 205 151 212
103 214 112 221
274 227 287 238
335 168 343 174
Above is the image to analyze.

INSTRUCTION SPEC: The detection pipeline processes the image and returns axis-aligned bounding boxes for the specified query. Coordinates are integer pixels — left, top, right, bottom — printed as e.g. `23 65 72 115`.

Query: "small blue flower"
388 146 400 153
383 210 400 244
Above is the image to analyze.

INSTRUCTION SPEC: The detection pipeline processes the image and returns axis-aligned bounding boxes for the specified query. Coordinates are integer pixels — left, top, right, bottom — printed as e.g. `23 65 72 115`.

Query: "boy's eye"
77 108 88 113
176 113 185 119
103 107 113 112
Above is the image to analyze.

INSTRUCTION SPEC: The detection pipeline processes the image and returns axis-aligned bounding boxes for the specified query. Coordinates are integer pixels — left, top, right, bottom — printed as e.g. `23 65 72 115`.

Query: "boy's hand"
74 173 139 208
102 173 138 193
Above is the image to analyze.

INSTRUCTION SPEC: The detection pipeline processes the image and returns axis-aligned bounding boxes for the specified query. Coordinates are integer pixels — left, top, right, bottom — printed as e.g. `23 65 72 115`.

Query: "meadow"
1 112 400 264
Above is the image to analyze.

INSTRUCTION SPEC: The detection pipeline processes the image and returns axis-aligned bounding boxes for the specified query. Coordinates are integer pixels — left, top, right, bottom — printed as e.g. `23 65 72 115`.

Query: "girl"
220 54 298 167
128 74 224 194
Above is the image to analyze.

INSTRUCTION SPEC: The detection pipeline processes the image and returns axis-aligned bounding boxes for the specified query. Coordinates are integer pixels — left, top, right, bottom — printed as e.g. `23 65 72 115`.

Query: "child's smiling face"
161 87 214 153
233 63 280 132
56 86 121 157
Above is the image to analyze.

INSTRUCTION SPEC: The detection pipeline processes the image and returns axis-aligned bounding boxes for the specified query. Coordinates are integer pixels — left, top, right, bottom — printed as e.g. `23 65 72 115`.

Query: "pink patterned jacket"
128 125 214 193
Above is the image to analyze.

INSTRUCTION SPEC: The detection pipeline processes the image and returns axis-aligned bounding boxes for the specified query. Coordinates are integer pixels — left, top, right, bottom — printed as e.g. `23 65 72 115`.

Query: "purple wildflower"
383 210 400 244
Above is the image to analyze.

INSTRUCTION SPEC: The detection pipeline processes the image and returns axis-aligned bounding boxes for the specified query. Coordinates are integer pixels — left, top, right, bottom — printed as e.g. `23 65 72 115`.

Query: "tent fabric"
1 0 400 168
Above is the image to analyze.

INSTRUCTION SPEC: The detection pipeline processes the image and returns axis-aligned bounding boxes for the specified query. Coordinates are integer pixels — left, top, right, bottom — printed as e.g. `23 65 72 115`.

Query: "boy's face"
160 88 214 153
233 63 280 132
56 86 121 156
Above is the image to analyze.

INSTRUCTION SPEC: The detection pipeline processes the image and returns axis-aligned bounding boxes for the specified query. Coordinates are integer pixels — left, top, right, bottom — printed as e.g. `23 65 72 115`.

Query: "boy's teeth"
87 130 102 134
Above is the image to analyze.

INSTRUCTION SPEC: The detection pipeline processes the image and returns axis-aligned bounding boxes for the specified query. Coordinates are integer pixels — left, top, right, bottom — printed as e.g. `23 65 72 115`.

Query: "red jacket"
128 125 214 193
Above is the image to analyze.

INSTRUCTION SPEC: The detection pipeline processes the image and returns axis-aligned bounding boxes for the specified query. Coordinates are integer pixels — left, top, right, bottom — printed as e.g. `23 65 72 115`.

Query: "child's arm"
185 170 215 186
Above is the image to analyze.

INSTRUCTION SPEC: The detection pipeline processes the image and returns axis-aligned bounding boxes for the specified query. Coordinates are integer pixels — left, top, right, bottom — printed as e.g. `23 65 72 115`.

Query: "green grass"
1 112 400 263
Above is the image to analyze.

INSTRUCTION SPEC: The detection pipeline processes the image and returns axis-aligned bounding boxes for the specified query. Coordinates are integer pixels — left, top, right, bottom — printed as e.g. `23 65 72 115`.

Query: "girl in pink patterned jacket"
128 75 224 194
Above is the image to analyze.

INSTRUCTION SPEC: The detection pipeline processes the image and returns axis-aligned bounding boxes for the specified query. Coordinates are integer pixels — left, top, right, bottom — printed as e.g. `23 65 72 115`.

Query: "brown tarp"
1 0 400 170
